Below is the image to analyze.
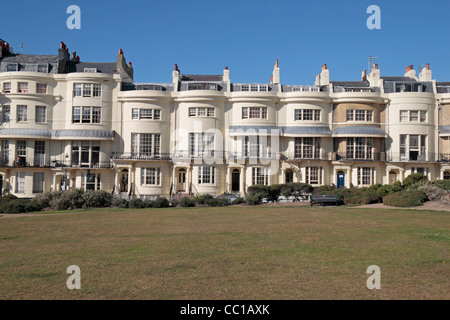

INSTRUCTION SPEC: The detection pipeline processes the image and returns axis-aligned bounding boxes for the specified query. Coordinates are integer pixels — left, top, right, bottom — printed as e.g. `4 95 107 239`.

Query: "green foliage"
152 197 170 208
0 199 41 213
383 189 427 207
245 193 264 205
0 194 18 203
178 197 195 207
111 196 129 208
247 184 282 202
403 173 428 189
430 180 450 191
280 183 313 201
232 197 245 205
49 190 83 210
418 185 449 201
81 190 113 209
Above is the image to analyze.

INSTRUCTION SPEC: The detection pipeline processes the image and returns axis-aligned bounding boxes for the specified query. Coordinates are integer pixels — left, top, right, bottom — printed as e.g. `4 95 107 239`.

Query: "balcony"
281 151 329 161
172 150 226 160
226 151 277 161
0 157 112 168
333 152 385 162
112 152 171 161
440 154 450 162
386 153 439 162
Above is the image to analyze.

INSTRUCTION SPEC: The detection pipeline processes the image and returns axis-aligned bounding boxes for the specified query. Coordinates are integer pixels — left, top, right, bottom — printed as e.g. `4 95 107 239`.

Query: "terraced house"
0 39 449 199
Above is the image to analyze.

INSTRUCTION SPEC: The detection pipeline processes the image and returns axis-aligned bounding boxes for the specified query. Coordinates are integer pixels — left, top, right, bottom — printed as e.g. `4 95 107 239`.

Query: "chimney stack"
315 64 329 86
404 65 417 80
419 63 432 82
173 64 180 91
271 59 280 84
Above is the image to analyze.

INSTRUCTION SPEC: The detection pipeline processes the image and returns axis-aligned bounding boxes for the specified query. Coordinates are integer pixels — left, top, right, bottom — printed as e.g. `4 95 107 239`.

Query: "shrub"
247 185 282 202
0 194 18 203
403 173 428 189
178 197 195 207
49 190 83 210
152 197 170 208
245 193 264 205
418 185 450 201
232 197 245 205
111 196 129 208
430 180 450 191
383 189 427 207
129 198 146 209
192 194 214 205
0 199 41 213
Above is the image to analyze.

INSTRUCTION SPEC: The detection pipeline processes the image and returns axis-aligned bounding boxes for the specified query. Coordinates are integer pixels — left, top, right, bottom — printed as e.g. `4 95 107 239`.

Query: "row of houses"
0 39 449 199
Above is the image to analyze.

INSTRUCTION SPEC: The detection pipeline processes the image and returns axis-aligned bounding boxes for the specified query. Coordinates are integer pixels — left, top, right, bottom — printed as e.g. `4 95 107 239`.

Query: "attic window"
6 63 18 72
188 83 218 91
37 64 49 73
84 68 97 73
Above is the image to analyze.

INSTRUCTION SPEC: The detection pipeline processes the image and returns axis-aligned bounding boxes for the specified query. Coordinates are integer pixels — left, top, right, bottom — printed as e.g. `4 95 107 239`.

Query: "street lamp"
64 153 69 190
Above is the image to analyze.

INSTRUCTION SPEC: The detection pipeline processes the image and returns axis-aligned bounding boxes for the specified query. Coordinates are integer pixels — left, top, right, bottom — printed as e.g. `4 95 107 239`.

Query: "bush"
178 197 195 207
0 194 18 203
383 189 427 207
111 196 129 208
403 173 428 189
152 197 170 208
430 180 450 191
232 197 245 205
418 185 450 201
0 199 41 213
81 190 113 209
247 185 281 202
49 190 84 210
129 198 149 209
192 194 214 205
245 193 264 205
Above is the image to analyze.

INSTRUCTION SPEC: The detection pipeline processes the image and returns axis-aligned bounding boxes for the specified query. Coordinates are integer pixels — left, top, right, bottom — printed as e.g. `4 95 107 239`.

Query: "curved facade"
0 41 449 198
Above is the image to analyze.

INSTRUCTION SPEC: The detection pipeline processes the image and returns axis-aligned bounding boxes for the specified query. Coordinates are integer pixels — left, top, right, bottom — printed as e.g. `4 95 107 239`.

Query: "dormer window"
84 68 97 73
37 64 48 73
6 63 18 72
242 84 268 92
188 83 218 91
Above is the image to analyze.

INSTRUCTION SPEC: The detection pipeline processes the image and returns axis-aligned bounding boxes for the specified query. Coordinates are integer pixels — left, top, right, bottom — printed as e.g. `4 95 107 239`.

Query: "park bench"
310 194 338 207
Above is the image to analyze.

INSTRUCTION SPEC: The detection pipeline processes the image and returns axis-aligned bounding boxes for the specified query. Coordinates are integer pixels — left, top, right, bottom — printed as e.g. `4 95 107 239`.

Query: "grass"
0 206 448 300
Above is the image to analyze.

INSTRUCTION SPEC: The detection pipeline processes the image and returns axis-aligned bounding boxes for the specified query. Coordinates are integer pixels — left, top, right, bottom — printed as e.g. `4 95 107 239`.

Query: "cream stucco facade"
0 40 449 199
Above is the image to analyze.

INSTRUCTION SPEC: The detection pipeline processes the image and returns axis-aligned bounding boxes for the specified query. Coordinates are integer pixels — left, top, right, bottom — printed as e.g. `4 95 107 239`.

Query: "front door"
177 169 186 192
121 170 129 192
337 171 345 189
389 171 397 184
232 169 240 192
285 170 293 184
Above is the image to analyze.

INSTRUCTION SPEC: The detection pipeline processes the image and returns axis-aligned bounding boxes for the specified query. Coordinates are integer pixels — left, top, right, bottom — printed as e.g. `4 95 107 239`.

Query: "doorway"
177 168 186 192
285 169 294 184
389 170 397 184
121 169 129 192
337 170 345 189
232 169 240 192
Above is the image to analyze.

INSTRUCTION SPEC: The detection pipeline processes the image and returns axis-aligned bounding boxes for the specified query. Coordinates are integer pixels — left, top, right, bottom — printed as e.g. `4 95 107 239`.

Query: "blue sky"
1 0 449 84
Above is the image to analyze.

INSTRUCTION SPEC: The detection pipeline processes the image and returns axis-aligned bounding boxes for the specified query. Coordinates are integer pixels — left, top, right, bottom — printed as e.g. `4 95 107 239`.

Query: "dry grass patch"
0 206 448 299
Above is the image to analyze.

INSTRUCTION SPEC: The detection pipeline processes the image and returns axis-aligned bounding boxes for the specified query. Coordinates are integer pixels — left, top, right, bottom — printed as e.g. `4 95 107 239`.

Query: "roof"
181 74 223 82
331 80 370 87
333 126 387 137
228 126 332 136
67 61 117 74
381 76 417 82
0 54 58 64
0 128 115 139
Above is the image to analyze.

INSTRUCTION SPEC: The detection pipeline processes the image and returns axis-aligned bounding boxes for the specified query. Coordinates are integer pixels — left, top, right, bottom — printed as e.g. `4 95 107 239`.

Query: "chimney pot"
60 42 66 49
72 51 76 58
119 48 123 55
322 64 327 70
406 65 413 73
225 66 228 70
426 63 430 70
174 64 179 72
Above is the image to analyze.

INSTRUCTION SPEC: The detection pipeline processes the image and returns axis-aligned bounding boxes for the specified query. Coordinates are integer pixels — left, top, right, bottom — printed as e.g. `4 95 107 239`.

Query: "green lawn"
0 206 448 300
